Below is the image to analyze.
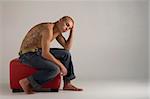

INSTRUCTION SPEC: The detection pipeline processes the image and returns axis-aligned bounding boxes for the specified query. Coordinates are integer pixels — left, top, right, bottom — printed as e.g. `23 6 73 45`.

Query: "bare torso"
20 22 58 51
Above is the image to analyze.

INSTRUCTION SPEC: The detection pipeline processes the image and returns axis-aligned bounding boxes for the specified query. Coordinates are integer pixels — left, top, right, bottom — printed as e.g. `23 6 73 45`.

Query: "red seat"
10 58 61 92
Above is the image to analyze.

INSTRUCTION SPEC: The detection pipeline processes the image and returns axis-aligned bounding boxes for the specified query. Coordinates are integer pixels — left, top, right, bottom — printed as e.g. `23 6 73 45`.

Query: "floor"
0 80 148 99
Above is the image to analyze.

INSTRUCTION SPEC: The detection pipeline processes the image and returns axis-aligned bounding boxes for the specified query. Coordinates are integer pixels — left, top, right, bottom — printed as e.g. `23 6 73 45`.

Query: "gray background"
0 0 149 84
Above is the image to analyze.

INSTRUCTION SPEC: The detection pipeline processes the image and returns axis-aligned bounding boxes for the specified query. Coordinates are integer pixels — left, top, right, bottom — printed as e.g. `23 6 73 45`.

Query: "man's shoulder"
40 23 54 36
32 22 53 31
30 22 52 29
39 22 54 31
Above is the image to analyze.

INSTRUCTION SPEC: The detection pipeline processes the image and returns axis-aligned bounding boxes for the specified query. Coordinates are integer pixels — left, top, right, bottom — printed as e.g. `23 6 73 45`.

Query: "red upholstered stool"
10 58 61 92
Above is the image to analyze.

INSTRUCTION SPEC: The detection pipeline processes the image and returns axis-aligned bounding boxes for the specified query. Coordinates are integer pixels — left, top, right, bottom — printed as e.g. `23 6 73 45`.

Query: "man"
19 16 83 94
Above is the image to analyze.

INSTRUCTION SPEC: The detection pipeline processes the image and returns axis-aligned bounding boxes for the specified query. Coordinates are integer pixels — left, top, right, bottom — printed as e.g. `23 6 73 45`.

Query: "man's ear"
59 18 63 22
58 19 61 23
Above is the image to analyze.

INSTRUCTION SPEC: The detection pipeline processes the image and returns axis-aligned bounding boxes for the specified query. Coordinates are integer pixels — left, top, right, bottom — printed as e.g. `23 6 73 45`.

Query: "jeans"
19 48 76 89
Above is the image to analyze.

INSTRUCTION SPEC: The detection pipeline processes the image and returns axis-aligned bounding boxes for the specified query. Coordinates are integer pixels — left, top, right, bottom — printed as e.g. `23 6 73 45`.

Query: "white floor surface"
0 80 148 99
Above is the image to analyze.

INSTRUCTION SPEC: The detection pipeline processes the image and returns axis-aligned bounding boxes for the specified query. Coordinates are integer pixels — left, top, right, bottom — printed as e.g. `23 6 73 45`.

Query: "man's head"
56 16 74 33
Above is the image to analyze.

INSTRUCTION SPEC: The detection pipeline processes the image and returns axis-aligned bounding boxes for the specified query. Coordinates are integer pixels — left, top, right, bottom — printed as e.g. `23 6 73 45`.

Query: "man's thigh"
20 52 58 70
50 48 70 59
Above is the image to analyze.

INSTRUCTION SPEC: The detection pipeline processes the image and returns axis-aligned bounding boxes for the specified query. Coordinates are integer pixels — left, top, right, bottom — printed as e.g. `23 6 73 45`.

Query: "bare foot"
19 78 34 94
63 83 83 91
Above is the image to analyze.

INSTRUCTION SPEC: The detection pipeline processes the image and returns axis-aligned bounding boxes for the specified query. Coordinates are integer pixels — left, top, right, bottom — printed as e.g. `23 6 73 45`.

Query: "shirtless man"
19 16 83 94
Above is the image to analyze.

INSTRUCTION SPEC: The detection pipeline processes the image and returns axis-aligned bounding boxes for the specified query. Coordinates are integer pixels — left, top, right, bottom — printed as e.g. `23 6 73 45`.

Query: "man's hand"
70 25 74 34
60 66 67 76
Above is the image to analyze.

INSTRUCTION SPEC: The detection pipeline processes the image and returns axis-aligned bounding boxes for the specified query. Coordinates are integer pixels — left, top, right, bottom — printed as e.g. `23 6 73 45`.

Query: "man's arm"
56 28 74 50
41 25 67 76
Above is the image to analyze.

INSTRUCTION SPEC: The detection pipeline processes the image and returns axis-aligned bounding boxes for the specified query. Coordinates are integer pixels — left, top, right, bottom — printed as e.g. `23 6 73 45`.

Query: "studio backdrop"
0 1 148 84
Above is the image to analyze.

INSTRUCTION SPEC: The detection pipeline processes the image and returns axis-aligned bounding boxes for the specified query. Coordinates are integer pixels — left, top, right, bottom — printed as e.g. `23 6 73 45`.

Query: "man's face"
58 18 73 33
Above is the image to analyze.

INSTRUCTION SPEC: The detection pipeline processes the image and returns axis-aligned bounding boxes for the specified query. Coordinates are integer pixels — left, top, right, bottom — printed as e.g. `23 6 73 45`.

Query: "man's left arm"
56 28 74 50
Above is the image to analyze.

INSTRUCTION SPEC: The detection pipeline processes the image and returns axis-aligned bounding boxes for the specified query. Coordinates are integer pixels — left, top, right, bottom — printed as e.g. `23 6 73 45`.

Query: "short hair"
61 16 74 25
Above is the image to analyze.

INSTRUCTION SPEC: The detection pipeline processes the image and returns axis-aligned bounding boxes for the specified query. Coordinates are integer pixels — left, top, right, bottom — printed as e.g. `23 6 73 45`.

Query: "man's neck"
53 22 61 35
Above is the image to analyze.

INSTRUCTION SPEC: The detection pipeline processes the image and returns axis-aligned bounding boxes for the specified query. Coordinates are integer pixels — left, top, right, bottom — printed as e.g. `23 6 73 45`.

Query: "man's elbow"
41 53 49 60
64 46 71 51
42 52 53 61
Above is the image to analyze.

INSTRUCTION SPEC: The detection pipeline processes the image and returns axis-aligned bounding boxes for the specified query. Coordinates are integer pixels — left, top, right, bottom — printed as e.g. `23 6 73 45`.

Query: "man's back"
20 23 50 51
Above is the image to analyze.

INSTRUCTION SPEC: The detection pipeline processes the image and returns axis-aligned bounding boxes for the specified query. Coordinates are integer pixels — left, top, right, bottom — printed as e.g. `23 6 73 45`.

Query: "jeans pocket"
20 53 36 66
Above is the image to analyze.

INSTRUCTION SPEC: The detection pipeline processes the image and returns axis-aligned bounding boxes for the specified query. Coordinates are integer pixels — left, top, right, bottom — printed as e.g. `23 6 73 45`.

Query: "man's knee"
63 49 71 58
52 66 60 76
46 64 60 76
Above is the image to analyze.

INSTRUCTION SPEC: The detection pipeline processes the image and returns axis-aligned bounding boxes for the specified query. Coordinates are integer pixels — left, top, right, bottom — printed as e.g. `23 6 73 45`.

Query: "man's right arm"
41 25 67 76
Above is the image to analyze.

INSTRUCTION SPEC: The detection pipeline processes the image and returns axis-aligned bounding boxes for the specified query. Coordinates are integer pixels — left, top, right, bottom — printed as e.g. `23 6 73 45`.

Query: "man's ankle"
64 80 71 86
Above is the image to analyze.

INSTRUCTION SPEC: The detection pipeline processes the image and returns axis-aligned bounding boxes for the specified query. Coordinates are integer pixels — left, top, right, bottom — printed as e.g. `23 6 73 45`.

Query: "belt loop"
36 50 40 55
18 51 22 56
35 48 38 52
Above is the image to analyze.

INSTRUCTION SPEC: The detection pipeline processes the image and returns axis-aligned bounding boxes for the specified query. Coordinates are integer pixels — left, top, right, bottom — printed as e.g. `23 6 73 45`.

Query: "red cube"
10 58 61 92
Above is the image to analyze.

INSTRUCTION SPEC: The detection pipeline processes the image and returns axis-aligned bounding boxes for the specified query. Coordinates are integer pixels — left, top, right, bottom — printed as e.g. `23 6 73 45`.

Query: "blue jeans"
19 48 76 89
